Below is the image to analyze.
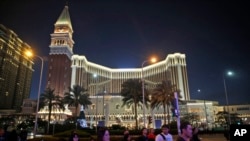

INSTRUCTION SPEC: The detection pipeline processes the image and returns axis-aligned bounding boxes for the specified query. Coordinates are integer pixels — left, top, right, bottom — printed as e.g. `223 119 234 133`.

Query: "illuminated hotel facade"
1 5 248 129
47 5 190 101
0 24 33 111
44 4 250 128
45 5 190 127
70 53 190 127
71 53 190 100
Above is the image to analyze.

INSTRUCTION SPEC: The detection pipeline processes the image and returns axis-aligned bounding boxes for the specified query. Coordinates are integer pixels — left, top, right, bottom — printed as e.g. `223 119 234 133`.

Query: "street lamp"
141 57 156 127
223 71 233 125
89 76 111 133
197 89 208 129
103 89 106 119
26 51 44 137
92 74 98 134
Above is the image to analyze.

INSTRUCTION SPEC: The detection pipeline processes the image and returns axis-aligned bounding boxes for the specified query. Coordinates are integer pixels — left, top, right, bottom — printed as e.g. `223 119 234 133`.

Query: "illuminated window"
91 104 96 109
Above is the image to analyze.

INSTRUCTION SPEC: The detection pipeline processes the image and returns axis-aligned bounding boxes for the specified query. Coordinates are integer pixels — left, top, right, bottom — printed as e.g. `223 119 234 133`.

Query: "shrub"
53 130 91 138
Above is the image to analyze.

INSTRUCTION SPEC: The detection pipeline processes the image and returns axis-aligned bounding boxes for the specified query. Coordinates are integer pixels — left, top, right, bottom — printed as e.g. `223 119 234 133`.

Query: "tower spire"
47 3 74 100
54 4 73 32
65 0 68 6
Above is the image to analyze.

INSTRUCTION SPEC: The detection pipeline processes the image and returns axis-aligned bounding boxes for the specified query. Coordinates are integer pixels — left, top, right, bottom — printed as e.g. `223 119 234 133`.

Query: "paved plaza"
173 134 226 141
128 134 227 141
28 133 227 141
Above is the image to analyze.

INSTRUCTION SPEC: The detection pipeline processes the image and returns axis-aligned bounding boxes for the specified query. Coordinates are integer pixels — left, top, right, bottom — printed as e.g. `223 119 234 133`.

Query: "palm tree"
150 80 181 124
64 85 92 121
216 111 228 126
120 79 150 130
39 87 65 134
215 111 242 126
181 113 199 125
230 113 242 124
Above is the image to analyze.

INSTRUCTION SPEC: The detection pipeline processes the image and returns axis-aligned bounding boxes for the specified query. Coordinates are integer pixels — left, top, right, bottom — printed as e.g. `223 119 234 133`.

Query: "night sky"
1 0 249 105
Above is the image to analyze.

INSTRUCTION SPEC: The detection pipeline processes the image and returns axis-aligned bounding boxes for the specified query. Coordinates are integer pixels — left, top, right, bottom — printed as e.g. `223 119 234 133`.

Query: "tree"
230 113 243 125
39 87 65 134
181 113 199 125
150 80 181 124
0 117 15 129
216 111 242 126
120 79 150 130
17 118 47 132
64 85 92 121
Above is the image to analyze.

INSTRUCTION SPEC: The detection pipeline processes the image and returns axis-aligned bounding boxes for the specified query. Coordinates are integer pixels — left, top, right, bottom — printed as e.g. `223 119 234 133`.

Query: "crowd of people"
0 124 28 141
120 121 201 141
63 123 230 141
0 121 203 141
67 121 201 141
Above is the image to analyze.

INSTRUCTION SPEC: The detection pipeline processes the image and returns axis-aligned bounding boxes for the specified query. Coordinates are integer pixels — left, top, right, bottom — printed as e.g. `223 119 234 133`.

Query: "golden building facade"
0 24 33 110
70 53 190 127
71 53 190 100
44 5 191 127
45 4 190 109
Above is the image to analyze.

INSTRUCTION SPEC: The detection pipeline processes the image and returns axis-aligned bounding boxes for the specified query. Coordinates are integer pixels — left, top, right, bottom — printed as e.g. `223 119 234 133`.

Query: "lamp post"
141 57 156 127
141 60 147 127
204 99 208 128
89 76 111 133
34 55 43 137
95 83 98 134
197 89 208 128
92 74 98 134
26 51 44 137
223 71 233 125
103 88 107 120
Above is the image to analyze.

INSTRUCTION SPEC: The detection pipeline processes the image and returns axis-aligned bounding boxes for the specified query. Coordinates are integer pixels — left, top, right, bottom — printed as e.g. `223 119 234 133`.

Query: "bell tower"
46 5 74 97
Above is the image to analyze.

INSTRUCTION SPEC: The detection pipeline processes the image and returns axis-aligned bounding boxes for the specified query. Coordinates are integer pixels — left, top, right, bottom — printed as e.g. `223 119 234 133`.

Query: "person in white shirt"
155 124 173 141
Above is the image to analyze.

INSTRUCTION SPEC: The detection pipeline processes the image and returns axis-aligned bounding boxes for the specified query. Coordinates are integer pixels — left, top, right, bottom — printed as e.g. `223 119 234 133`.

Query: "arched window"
116 104 120 109
91 104 95 109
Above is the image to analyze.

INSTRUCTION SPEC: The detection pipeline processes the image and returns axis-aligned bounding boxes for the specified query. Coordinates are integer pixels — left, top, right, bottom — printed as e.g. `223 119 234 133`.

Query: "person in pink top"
68 130 80 141
97 127 110 141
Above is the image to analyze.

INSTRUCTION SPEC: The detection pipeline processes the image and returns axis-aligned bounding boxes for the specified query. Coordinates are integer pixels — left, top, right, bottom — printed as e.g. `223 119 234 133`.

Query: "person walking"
155 124 173 141
136 127 148 141
123 129 131 141
223 126 230 141
97 127 110 141
191 127 200 141
7 129 19 141
123 133 132 141
176 121 193 141
68 130 80 141
19 128 28 141
0 128 6 141
147 128 155 141
124 129 129 136
89 136 95 141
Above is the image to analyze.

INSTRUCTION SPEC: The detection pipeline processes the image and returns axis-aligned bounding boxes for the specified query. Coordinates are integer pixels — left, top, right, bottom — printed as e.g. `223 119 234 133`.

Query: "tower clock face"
63 27 68 32
56 26 68 32
56 27 62 32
